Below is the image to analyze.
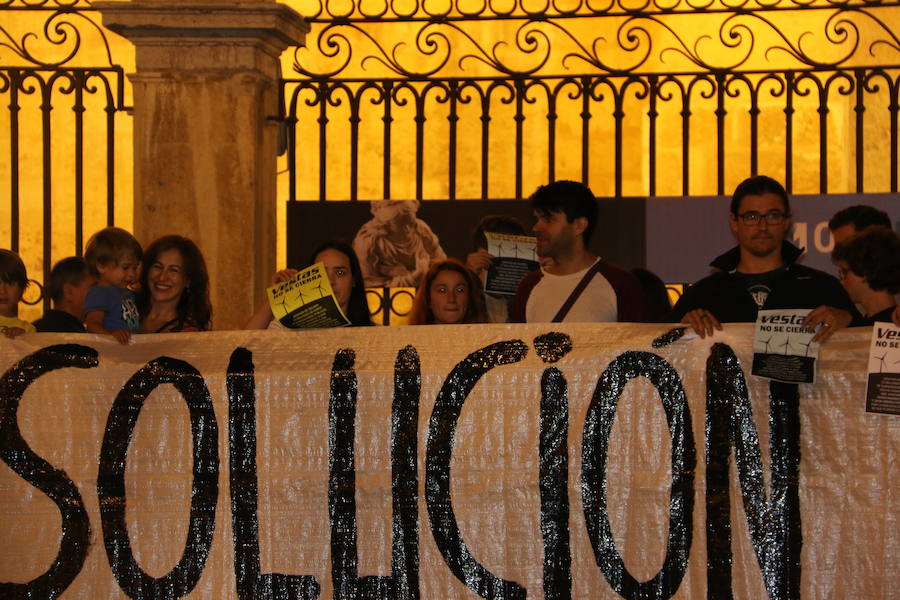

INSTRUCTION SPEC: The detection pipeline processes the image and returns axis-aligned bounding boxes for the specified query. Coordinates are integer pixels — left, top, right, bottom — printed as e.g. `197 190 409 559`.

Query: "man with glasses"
670 175 858 340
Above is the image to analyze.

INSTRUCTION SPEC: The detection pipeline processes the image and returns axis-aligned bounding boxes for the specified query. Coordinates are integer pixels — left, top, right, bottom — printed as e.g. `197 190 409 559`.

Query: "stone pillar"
94 0 308 330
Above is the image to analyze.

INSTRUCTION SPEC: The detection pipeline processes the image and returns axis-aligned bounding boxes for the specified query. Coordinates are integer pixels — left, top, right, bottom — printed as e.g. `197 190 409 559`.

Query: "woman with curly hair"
832 227 900 325
137 235 212 332
408 258 487 325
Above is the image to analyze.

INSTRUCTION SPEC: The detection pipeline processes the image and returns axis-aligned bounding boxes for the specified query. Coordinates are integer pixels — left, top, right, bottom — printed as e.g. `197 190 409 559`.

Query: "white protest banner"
0 324 896 599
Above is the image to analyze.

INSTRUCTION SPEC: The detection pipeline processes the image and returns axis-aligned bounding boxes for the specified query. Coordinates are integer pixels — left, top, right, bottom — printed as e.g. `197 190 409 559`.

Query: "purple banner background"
646 194 900 284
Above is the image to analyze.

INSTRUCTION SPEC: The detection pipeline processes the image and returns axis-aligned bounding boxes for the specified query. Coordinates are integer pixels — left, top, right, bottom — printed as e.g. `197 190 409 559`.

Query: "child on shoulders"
83 227 142 344
0 249 36 338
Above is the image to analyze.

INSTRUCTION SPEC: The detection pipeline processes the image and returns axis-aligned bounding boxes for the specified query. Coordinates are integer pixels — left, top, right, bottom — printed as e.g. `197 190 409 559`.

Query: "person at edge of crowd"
408 258 488 325
632 267 672 323
0 249 36 338
245 240 373 329
510 180 647 323
827 204 900 327
831 227 900 326
83 227 143 345
464 215 528 323
137 235 211 333
828 204 893 246
670 174 859 341
32 257 95 333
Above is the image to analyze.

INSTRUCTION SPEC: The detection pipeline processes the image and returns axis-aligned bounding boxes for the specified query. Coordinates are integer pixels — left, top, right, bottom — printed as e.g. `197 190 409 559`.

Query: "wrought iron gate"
2 0 128 310
282 0 900 201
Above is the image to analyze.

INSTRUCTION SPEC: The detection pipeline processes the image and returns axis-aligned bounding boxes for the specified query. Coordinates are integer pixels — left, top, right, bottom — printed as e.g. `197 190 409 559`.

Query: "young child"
0 249 36 338
83 227 142 344
33 257 96 333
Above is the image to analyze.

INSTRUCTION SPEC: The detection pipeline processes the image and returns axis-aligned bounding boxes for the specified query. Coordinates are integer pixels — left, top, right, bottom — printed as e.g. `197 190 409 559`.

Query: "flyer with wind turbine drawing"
866 322 900 415
267 262 350 329
751 309 821 384
483 231 539 296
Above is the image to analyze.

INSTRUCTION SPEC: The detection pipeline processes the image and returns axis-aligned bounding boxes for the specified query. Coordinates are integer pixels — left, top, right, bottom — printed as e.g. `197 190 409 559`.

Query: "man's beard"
536 237 572 261
535 238 555 258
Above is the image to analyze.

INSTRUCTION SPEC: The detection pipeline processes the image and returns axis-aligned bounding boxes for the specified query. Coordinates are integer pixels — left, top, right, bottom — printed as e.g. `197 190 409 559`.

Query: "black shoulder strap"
552 259 604 323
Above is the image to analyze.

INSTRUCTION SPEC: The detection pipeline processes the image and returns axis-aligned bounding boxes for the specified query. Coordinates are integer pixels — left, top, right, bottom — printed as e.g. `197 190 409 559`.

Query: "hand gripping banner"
0 324 896 599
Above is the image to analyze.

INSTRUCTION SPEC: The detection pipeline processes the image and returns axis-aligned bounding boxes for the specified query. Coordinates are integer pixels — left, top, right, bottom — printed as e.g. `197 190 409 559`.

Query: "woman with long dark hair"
137 235 212 332
244 240 373 328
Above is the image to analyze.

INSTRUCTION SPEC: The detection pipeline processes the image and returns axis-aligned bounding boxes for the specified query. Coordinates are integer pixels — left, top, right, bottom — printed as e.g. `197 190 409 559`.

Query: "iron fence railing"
1 67 126 309
2 2 128 309
282 68 900 202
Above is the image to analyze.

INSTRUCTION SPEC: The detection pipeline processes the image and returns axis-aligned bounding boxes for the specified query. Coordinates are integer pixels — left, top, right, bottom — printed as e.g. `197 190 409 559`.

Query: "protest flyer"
751 309 820 384
865 322 900 415
267 262 350 329
484 231 540 296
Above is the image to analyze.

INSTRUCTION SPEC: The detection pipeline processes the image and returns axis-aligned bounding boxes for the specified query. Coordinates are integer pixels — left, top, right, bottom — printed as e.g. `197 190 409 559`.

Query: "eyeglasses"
736 210 789 226
837 266 850 280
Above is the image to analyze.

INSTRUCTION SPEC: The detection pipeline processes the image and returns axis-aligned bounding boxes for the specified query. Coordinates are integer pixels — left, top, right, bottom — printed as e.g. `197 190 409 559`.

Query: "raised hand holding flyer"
267 262 351 329
866 322 900 415
483 231 539 296
751 309 820 384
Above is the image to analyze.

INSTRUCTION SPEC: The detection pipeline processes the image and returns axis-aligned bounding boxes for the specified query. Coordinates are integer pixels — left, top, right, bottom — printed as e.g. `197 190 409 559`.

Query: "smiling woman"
136 236 212 333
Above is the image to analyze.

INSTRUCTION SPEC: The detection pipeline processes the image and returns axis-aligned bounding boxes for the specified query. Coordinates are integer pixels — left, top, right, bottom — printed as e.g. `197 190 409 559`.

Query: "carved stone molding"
95 1 309 71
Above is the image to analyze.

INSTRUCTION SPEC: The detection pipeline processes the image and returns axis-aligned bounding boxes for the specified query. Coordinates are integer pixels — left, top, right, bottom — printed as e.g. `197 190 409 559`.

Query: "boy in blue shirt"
84 227 142 344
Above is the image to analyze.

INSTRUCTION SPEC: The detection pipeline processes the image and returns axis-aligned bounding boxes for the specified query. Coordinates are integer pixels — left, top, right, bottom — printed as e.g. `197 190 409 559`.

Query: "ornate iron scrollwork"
1 4 117 68
289 0 900 78
289 0 900 21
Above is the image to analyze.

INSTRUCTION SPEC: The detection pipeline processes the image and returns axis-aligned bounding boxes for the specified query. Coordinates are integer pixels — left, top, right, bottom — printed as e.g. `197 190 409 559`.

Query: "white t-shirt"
525 259 618 323
485 293 510 324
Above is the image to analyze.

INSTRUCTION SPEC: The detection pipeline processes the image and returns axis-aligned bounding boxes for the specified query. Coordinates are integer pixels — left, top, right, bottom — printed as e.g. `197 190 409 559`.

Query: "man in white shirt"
510 180 647 323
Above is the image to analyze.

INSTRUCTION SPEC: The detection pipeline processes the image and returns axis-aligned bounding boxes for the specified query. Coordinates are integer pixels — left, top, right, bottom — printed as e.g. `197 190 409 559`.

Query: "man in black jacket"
670 175 858 340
